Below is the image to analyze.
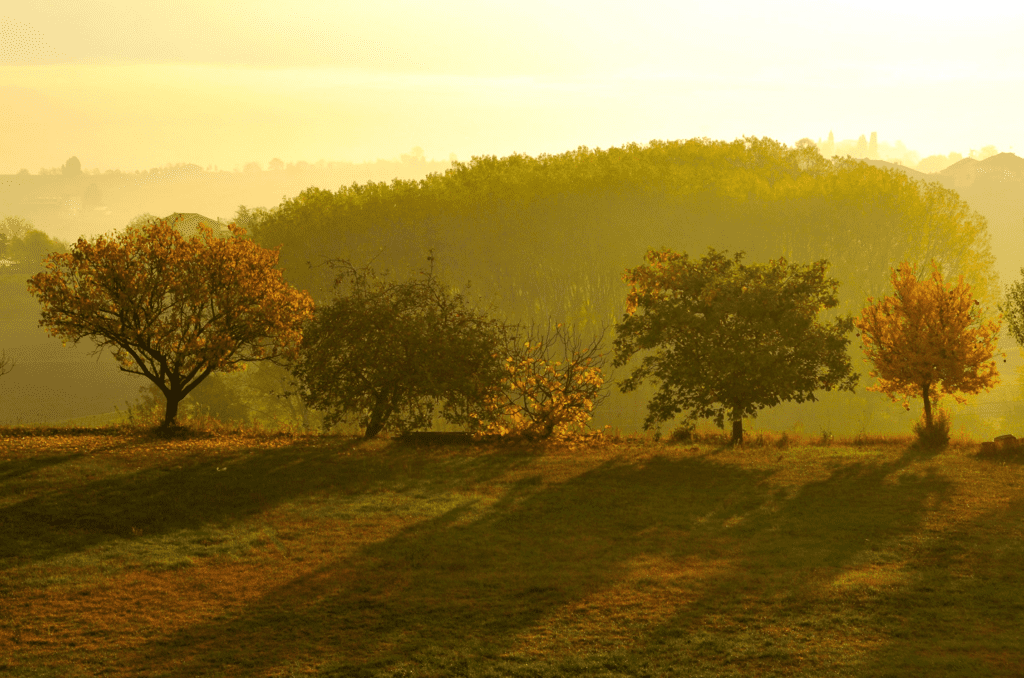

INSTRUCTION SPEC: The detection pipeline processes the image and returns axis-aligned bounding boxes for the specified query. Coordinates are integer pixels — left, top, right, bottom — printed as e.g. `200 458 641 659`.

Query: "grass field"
1 425 1023 677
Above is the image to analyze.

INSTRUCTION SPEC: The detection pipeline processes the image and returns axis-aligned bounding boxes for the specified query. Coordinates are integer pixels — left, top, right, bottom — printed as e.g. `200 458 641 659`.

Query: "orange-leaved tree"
27 217 314 429
468 322 609 439
855 260 1002 431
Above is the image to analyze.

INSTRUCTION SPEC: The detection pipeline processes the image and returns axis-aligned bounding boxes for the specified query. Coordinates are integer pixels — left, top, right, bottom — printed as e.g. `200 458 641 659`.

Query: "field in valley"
1 425 1022 677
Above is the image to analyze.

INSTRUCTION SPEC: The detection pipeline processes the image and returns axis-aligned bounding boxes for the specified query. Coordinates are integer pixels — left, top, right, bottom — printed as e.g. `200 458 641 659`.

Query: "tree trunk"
731 411 743 446
364 392 393 439
162 392 181 429
922 383 932 429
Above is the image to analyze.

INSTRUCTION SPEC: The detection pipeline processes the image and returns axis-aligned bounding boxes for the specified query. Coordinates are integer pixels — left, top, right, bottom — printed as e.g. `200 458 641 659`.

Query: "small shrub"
776 432 790 449
913 409 950 449
819 431 834 446
669 423 695 443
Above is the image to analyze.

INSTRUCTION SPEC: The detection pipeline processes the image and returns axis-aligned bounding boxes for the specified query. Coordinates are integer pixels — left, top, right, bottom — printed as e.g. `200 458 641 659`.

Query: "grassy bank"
1 426 1022 677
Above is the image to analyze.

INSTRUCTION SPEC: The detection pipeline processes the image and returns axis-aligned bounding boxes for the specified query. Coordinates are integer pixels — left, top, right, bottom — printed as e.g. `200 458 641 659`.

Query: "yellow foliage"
468 339 605 440
855 260 1002 411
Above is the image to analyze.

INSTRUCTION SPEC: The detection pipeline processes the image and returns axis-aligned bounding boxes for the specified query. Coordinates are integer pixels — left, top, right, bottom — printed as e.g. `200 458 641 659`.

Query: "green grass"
1 424 1023 676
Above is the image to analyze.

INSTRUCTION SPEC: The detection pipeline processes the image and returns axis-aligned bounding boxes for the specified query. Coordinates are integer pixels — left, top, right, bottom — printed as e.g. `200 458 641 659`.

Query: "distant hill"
855 153 1024 287
856 158 944 186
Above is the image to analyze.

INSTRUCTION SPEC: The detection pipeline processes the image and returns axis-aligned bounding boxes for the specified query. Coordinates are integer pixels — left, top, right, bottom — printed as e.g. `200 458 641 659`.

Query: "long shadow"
121 453 778 676
609 446 959 675
840 462 1024 677
0 436 532 567
123 443 953 676
0 453 85 486
11 440 964 675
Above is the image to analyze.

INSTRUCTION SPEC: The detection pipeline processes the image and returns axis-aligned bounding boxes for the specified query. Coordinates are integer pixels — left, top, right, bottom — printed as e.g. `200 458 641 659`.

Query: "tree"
27 218 313 429
290 257 508 438
468 322 609 439
868 132 879 159
613 248 858 444
0 215 33 243
62 156 82 176
856 261 1001 431
7 229 69 274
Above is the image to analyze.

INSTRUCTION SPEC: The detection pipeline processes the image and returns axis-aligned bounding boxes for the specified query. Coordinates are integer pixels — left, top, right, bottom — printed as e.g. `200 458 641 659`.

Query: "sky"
1 0 1022 173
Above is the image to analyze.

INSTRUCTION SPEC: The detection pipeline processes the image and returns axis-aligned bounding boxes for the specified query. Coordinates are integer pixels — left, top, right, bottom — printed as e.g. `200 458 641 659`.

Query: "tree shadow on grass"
121 443 950 678
7 440 963 676
121 453 780 676
843 492 1024 676
0 453 85 486
0 436 533 568
609 446 960 675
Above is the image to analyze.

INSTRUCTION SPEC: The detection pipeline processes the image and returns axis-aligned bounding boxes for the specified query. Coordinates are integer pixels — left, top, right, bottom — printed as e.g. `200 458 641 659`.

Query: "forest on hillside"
2 137 1021 438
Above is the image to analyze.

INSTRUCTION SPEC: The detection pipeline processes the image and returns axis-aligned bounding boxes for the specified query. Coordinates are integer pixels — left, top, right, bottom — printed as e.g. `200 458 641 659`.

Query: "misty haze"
4 2 1024 676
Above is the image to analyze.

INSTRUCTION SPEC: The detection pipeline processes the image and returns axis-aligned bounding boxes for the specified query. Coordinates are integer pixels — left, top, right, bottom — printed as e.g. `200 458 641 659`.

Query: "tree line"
16 213 1008 448
1 137 1014 442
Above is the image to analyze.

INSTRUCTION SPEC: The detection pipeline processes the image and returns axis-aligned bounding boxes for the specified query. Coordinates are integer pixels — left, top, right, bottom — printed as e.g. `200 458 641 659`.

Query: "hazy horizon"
2 1 1021 174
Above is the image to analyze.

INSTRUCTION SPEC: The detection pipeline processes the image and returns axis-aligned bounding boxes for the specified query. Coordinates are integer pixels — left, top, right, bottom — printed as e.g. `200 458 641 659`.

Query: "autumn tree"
613 248 858 444
856 261 1002 433
290 258 509 438
468 322 610 439
27 218 313 429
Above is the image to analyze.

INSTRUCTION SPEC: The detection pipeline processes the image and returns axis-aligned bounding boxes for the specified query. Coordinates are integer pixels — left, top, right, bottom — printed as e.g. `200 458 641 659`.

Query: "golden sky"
1 1 1021 172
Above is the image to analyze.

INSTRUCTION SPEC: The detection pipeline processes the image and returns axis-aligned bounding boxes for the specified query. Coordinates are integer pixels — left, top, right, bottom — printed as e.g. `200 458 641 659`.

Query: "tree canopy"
856 261 1002 431
27 218 313 429
469 322 609 439
245 137 996 334
290 258 509 438
613 248 858 443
